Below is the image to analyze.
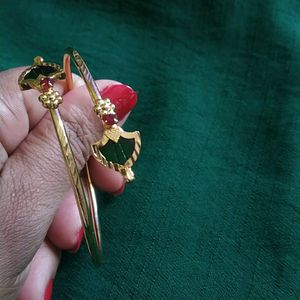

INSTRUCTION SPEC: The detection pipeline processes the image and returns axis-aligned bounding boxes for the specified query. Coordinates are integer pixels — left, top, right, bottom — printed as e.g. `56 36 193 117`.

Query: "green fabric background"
1 0 300 299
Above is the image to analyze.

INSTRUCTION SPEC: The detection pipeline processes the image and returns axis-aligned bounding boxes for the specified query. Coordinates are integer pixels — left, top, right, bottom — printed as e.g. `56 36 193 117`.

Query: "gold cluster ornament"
94 98 116 117
93 98 119 126
39 88 62 109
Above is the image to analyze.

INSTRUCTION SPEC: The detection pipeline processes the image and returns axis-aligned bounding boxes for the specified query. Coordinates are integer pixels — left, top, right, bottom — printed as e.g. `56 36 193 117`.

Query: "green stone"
99 137 135 165
24 65 58 80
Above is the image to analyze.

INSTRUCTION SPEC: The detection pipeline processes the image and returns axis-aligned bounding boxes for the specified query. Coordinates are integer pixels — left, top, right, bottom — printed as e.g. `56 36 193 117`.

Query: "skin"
0 67 127 299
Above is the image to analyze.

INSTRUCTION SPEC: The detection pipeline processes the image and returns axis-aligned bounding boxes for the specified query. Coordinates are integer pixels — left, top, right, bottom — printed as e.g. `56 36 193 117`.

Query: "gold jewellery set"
18 48 141 266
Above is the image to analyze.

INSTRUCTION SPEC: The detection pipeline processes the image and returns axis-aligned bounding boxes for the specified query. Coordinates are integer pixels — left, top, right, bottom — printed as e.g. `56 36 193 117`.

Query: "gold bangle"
63 48 141 183
18 57 102 266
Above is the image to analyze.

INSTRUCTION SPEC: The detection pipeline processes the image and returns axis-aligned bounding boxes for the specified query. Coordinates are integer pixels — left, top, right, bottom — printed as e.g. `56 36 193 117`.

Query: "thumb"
0 76 136 283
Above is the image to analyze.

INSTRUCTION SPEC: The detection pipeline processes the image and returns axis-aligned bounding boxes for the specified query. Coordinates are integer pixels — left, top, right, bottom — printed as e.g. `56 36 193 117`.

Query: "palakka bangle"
63 48 141 183
18 57 102 266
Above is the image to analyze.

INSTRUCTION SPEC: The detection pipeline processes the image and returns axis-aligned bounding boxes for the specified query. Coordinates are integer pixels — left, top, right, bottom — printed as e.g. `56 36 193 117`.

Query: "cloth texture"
0 0 300 299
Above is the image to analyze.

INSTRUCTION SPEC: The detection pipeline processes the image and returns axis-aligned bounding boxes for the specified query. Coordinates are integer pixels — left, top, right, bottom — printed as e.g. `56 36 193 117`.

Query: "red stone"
40 78 54 92
103 114 118 125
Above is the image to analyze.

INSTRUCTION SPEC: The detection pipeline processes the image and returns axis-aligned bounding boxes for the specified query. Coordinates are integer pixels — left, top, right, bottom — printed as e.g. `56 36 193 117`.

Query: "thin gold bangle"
18 56 102 266
63 48 141 183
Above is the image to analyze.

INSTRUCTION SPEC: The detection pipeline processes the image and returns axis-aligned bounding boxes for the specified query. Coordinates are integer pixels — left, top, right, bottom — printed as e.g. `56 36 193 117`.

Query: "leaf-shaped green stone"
24 66 58 80
100 137 135 165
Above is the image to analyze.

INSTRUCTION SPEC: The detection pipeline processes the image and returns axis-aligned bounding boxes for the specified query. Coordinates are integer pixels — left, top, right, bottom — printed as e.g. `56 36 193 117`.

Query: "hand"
0 67 137 299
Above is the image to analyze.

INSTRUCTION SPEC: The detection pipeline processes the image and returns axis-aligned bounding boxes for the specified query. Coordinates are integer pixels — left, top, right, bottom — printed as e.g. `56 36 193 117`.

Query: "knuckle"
0 90 28 153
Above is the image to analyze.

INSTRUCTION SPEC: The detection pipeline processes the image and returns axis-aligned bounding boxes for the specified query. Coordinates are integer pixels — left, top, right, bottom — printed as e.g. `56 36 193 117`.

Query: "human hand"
0 67 137 299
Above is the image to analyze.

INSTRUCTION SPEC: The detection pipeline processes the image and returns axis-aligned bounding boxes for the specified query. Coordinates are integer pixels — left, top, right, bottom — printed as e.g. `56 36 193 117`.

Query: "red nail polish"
112 181 126 197
69 227 84 253
101 84 138 121
44 278 53 300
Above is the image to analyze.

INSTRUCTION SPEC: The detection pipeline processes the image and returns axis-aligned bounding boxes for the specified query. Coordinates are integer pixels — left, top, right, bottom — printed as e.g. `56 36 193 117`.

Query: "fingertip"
16 241 60 300
47 190 82 251
44 278 54 300
101 83 138 121
112 181 126 197
88 158 125 194
68 227 84 253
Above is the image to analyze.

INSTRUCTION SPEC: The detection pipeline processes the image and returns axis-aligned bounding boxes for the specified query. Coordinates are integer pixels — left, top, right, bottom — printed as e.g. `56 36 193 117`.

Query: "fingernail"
112 181 126 197
101 84 138 120
69 227 84 253
44 278 53 300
